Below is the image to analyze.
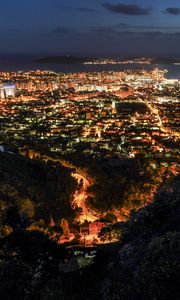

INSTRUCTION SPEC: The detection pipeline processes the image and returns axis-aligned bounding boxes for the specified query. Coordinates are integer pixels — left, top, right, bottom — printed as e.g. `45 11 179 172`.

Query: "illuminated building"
0 86 5 98
112 100 117 114
0 83 16 98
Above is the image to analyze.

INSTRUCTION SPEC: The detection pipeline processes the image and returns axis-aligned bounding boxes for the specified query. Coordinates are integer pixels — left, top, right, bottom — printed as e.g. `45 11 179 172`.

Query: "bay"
0 54 179 79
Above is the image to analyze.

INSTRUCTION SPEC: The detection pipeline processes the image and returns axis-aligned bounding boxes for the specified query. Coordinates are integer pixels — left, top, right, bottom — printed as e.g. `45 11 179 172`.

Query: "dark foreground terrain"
0 152 179 300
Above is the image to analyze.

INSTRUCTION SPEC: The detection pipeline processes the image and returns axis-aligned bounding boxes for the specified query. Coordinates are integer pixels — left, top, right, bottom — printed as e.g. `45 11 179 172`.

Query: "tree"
60 218 70 239
19 199 35 224
0 225 13 238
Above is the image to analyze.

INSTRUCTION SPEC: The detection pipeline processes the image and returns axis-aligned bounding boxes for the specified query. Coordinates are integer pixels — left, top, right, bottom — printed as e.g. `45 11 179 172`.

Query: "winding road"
36 155 99 224
71 173 98 223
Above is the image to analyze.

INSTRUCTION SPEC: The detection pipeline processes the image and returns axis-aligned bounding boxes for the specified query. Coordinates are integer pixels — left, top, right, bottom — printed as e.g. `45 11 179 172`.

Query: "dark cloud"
143 31 164 37
118 23 128 26
164 7 180 15
173 32 180 37
102 3 152 15
90 25 180 39
117 31 163 38
137 31 180 38
52 26 75 34
116 24 180 30
77 7 96 12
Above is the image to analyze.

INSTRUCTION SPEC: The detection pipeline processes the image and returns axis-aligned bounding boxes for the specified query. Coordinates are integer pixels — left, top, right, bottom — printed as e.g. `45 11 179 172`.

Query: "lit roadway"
40 155 99 224
71 173 99 223
141 96 180 139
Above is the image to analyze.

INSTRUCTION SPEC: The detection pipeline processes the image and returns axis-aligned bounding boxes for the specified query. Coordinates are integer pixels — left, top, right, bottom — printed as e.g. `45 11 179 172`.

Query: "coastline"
0 54 179 79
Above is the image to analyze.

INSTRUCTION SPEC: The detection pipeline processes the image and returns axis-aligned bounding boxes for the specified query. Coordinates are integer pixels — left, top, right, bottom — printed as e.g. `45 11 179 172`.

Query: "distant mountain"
151 57 180 64
34 55 180 65
34 56 93 64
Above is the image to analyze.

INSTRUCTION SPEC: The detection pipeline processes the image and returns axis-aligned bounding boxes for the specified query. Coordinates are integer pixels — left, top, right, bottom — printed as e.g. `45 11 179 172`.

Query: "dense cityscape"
1 68 179 159
0 67 180 300
0 67 179 241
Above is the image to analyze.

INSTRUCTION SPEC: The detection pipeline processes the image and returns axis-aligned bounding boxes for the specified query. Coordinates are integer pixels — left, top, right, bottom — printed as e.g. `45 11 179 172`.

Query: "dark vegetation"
0 152 77 228
94 175 180 300
116 102 149 113
0 172 179 299
63 153 174 214
0 151 179 299
88 157 158 213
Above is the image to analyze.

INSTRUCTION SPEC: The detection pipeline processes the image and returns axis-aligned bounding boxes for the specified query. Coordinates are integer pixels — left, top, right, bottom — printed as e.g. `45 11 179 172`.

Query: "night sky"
0 0 180 56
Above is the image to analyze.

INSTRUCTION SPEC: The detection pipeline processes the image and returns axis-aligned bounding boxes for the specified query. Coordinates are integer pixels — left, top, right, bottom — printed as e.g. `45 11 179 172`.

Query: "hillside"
152 57 180 64
0 152 77 227
34 56 92 64
94 175 180 300
0 151 179 299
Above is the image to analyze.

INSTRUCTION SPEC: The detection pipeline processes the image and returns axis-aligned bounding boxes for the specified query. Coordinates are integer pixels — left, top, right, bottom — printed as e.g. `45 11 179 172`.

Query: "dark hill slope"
0 152 77 227
92 175 180 300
